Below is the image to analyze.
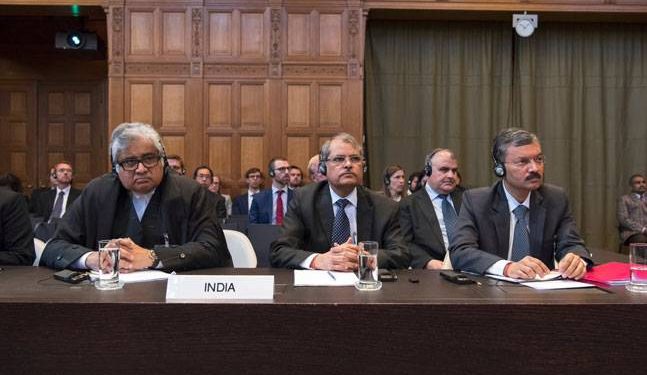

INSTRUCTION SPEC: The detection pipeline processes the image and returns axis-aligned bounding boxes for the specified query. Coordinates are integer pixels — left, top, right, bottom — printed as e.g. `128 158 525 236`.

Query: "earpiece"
493 157 506 177
318 151 327 176
268 159 276 177
424 163 432 177
424 148 444 177
383 175 390 186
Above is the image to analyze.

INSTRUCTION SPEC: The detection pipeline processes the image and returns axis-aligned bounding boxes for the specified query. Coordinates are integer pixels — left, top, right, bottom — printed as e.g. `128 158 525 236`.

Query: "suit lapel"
416 191 444 247
529 189 546 258
491 183 511 259
317 184 334 246
356 187 374 244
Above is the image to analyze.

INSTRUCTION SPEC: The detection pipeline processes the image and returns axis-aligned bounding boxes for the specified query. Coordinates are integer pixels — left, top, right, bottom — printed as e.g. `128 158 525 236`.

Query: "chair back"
33 238 46 266
223 229 257 268
225 214 249 233
247 224 281 267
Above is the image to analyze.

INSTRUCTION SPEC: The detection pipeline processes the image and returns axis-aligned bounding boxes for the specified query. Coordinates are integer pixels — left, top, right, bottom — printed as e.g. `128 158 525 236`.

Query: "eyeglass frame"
117 153 163 171
324 154 365 166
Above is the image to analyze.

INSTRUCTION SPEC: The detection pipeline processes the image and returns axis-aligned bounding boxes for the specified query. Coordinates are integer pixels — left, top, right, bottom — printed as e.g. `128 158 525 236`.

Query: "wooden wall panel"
129 83 154 124
163 136 185 159
209 136 232 176
74 93 91 115
240 83 265 128
10 152 28 181
48 93 65 115
161 83 185 127
319 84 343 128
240 136 264 176
75 152 91 177
287 136 310 173
287 13 310 57
208 83 232 127
10 92 26 114
286 84 310 128
162 11 186 56
209 12 233 57
240 12 265 58
9 122 26 145
130 11 155 56
74 122 91 146
47 123 65 146
319 13 343 57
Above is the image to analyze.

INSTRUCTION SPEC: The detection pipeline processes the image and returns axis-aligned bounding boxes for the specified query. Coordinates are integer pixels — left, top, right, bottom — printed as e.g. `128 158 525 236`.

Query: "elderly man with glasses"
271 132 409 270
41 122 232 271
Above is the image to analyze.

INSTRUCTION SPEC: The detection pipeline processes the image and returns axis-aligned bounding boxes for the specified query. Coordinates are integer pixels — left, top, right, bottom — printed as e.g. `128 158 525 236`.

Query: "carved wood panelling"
240 83 266 128
287 13 311 57
10 92 26 114
163 135 185 159
125 63 191 76
47 123 65 147
319 84 343 127
8 122 26 145
130 11 155 56
282 63 347 77
74 93 91 115
240 12 265 58
204 63 267 77
129 83 154 124
208 83 233 127
74 122 91 146
75 152 91 177
161 83 185 127
209 12 232 56
48 93 65 115
319 13 343 57
162 11 187 56
286 136 310 173
286 84 310 128
240 136 264 176
209 136 232 175
10 152 28 180
0 84 37 188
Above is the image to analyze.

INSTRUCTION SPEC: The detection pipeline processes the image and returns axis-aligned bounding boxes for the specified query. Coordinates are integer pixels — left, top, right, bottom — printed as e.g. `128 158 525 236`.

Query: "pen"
327 271 337 281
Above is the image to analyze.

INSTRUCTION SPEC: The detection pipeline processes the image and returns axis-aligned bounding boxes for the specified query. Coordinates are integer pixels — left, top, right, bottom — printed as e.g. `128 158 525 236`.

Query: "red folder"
582 262 630 285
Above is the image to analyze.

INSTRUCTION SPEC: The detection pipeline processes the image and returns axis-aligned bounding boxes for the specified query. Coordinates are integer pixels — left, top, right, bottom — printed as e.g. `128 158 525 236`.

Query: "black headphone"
383 174 390 186
268 158 277 178
492 143 506 178
424 148 445 177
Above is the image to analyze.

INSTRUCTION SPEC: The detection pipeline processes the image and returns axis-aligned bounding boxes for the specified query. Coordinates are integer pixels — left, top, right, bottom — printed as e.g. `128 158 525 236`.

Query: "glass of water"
627 243 647 293
95 239 124 290
355 241 382 291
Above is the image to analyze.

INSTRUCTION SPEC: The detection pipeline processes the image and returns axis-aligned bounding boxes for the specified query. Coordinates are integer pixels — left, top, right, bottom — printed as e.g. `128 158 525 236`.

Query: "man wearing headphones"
29 161 81 222
271 133 409 270
399 149 462 269
41 122 232 271
249 157 293 224
450 128 592 279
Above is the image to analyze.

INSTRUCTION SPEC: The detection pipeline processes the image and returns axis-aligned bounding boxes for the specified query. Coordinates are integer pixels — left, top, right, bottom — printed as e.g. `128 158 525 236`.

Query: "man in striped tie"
450 128 592 280
271 133 409 271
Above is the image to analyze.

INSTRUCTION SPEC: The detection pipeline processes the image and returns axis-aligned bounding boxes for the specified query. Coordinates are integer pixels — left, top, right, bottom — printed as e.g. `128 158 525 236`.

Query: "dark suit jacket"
450 181 592 274
399 187 463 268
41 172 232 271
211 191 227 220
249 187 294 224
232 193 250 215
29 186 81 221
0 187 35 265
617 193 647 243
270 182 410 269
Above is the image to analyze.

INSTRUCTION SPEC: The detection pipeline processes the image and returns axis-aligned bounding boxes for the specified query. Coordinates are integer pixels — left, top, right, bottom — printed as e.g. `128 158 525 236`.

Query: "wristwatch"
147 249 160 269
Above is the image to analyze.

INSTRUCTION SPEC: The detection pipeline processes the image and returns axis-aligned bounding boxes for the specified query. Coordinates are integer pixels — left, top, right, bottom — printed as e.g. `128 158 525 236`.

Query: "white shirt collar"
56 185 71 195
132 188 156 202
328 185 358 207
424 183 446 201
272 185 288 195
502 181 530 213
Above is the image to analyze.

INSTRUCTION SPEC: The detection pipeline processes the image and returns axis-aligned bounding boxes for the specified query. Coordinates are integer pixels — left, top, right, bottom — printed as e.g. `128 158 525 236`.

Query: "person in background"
232 167 264 215
381 165 406 202
288 166 304 189
166 154 186 176
193 165 227 220
617 173 647 246
249 158 293 224
0 185 35 265
29 161 81 222
41 122 231 271
407 171 424 195
210 174 232 217
307 154 327 183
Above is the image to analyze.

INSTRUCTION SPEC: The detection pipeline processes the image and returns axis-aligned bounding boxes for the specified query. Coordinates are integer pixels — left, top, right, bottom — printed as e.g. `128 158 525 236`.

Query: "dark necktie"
275 190 284 225
440 194 457 245
511 205 530 261
50 191 65 220
331 199 351 245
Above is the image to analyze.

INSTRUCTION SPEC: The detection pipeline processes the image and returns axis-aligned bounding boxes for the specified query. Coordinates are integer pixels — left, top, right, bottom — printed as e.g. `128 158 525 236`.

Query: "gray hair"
492 128 539 164
320 132 363 162
424 148 456 169
110 122 165 170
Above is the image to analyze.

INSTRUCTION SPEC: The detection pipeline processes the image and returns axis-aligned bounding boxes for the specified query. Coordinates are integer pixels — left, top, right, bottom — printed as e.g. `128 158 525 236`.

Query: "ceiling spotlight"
55 31 98 50
513 12 538 38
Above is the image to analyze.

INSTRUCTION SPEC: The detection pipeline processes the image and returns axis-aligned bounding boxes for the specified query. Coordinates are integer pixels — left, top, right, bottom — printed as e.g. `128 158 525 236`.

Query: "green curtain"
365 20 647 250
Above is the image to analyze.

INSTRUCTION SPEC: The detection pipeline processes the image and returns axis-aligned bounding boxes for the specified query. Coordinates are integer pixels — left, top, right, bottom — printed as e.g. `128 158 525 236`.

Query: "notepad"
582 262 630 286
90 270 170 283
294 270 358 286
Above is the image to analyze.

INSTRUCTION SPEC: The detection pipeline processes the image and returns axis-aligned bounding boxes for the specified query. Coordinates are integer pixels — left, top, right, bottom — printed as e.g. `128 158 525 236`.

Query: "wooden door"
38 81 107 189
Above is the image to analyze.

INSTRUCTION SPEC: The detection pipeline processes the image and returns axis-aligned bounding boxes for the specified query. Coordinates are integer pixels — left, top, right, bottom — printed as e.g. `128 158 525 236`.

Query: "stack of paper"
486 270 595 290
582 262 630 285
294 270 358 286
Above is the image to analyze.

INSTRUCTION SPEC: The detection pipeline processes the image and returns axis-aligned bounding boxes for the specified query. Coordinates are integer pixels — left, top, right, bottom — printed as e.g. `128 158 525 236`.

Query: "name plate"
165 274 274 302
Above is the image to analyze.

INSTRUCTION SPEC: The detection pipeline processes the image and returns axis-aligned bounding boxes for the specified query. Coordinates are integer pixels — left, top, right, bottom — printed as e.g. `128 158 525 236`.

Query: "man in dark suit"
450 128 592 280
271 133 409 270
193 165 227 220
232 167 263 215
400 149 462 269
29 161 81 222
0 187 35 265
617 173 647 245
249 158 293 224
41 122 231 271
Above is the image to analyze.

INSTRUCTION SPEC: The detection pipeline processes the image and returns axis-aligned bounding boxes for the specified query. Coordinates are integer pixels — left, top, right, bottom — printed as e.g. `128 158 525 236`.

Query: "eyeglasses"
326 155 364 166
505 155 545 168
274 167 290 173
118 154 162 171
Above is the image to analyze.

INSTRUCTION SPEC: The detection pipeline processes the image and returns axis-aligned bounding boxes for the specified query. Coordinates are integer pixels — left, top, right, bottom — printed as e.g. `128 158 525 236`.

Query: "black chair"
225 214 249 234
246 224 281 268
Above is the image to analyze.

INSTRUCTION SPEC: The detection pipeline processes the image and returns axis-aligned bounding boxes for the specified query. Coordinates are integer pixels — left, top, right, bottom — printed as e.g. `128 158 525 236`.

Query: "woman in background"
381 165 406 202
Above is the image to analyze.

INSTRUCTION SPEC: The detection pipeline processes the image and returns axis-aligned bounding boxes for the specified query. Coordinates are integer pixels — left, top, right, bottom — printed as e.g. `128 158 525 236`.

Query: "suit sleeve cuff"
486 260 510 276
71 252 92 270
300 254 317 269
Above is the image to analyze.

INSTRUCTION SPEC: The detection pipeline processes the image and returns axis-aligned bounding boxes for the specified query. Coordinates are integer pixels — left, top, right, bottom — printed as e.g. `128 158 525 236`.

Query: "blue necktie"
440 194 457 245
331 199 351 245
511 205 530 261
50 191 65 221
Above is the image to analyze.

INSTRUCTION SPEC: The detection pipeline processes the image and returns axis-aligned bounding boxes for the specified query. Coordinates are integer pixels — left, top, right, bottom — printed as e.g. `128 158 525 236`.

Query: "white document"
522 280 595 290
89 270 170 283
486 270 563 284
294 270 358 286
